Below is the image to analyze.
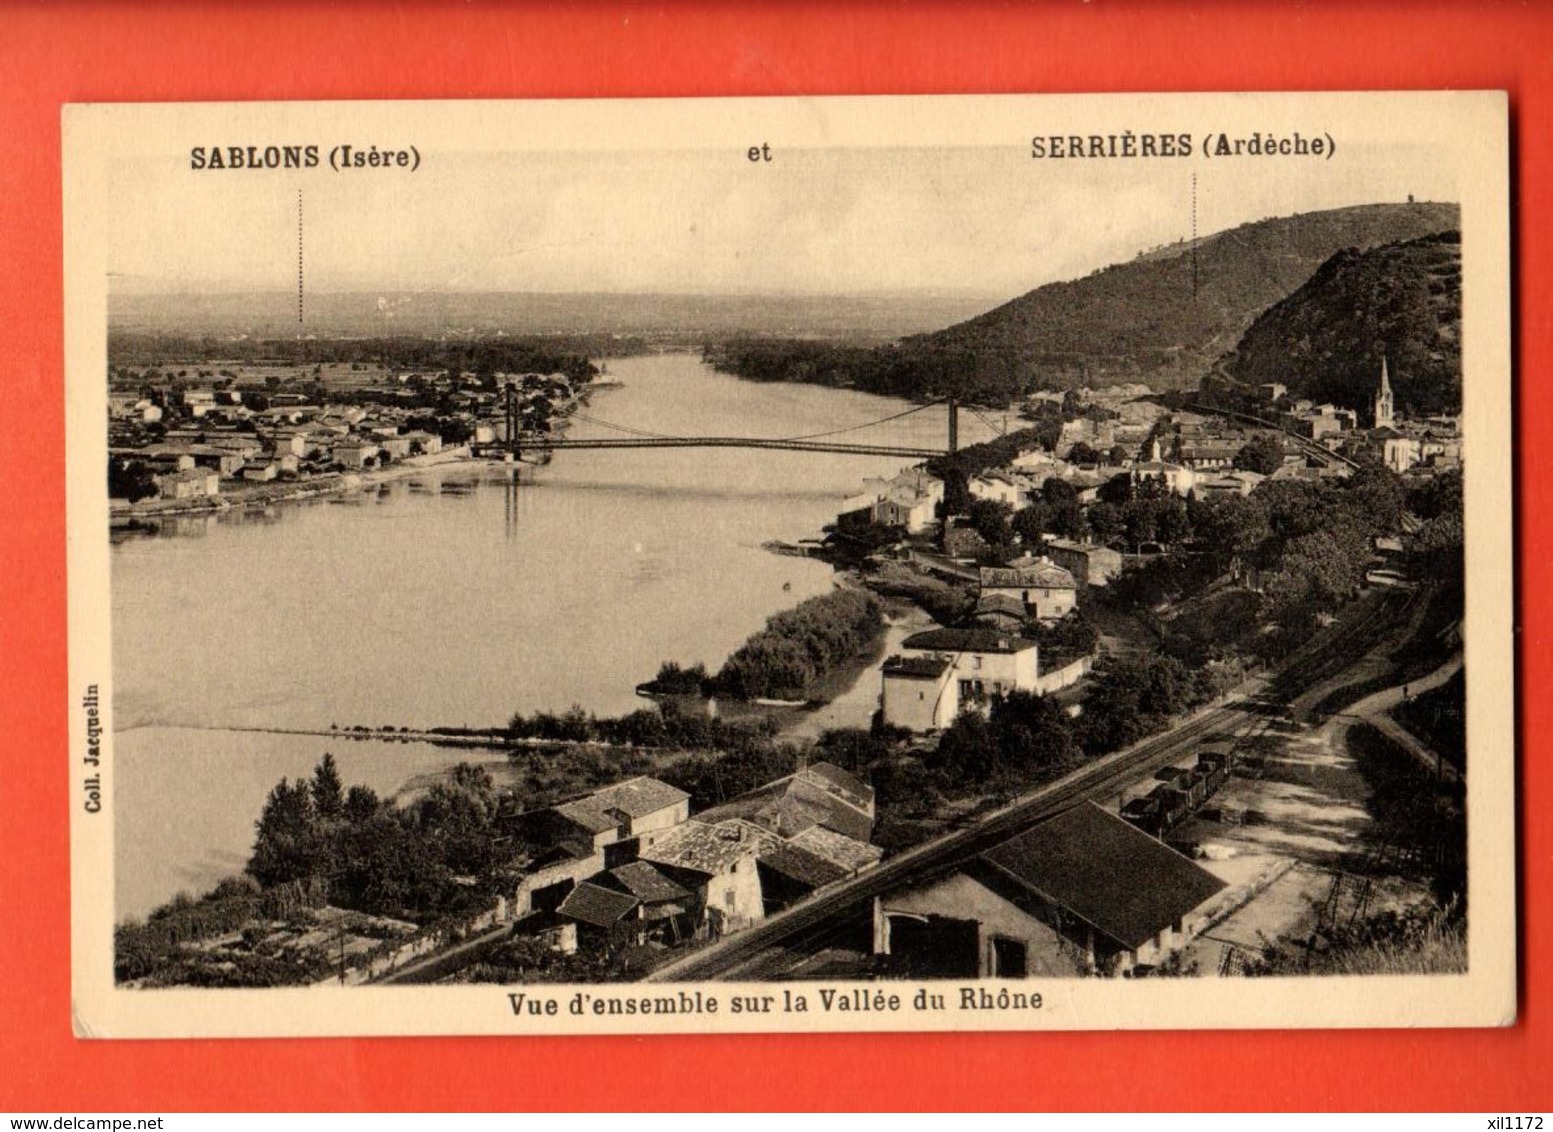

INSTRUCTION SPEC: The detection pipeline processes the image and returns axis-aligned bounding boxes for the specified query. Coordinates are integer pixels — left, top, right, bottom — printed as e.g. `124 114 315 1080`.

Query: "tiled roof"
902 627 1039 654
557 881 639 927
640 820 765 875
552 776 690 833
587 776 690 818
979 559 1078 591
757 842 850 890
788 825 884 874
981 802 1225 950
882 654 953 679
974 593 1028 617
797 763 874 811
551 800 618 835
605 861 689 903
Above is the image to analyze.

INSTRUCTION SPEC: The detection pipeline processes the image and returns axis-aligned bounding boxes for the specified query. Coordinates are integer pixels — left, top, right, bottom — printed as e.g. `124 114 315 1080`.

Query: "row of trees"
710 588 884 701
249 755 513 922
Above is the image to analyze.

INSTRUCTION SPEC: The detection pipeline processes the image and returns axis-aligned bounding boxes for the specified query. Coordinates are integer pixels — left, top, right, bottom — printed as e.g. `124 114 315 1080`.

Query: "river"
110 352 997 919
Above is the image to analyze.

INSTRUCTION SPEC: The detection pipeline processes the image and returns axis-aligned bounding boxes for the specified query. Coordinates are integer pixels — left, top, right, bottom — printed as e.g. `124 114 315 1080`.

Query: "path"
1330 652 1463 784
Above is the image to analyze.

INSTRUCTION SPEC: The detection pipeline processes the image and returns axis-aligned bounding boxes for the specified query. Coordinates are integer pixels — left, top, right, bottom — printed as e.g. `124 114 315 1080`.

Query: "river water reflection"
110 353 996 918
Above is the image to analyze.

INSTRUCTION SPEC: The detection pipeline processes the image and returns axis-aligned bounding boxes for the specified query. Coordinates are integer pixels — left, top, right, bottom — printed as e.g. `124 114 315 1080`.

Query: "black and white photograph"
64 92 1513 1036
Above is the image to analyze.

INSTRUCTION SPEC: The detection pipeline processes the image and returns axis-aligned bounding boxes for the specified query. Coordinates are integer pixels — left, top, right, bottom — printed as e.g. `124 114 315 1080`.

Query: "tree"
1086 500 1126 547
965 499 1015 562
343 784 381 825
815 728 895 773
1011 500 1049 549
989 690 1076 771
1410 511 1464 581
108 457 158 503
1345 465 1407 536
1041 477 1079 508
248 778 323 887
1068 441 1102 465
930 709 1001 786
1079 653 1196 754
939 469 971 517
1234 433 1287 476
1190 493 1271 565
310 753 344 820
1048 499 1087 540
869 758 939 819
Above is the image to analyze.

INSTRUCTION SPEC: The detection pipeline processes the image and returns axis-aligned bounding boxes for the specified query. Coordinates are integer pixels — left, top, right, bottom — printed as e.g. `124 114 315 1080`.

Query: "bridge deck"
514 437 947 458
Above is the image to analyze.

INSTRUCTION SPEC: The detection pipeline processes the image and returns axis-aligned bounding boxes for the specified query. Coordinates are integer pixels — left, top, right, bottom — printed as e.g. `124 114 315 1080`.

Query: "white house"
1130 438 1198 497
870 468 944 534
881 654 959 731
897 626 1041 714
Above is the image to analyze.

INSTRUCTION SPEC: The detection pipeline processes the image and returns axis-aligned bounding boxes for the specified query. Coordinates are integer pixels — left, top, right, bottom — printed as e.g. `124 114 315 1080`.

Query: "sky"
107 135 1458 300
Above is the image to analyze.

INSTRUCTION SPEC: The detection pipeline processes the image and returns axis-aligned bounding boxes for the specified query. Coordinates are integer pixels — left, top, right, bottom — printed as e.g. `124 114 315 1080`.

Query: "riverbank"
109 446 479 522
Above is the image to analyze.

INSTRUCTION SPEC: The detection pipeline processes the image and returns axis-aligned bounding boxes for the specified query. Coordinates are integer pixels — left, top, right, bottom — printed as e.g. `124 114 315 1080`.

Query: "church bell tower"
1372 357 1395 429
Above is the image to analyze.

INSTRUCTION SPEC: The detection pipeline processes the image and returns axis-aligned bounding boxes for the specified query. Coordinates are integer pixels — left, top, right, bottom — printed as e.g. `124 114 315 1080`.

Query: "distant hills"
1220 230 1462 417
708 201 1460 402
106 289 1001 343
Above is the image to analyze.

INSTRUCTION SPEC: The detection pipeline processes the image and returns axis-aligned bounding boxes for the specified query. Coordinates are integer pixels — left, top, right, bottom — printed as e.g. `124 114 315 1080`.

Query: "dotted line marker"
297 190 304 326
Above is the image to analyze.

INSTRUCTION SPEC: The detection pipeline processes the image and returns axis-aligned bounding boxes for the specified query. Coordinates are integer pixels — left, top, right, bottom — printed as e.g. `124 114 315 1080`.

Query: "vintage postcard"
65 92 1513 1037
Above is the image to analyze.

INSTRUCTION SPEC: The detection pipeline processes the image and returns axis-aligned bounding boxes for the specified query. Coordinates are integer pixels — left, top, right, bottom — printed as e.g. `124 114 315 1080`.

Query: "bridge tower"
947 397 959 455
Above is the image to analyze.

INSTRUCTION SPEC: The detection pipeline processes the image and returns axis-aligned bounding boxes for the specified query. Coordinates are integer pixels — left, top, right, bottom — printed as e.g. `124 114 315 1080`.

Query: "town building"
155 467 220 500
1367 427 1422 473
694 762 877 844
977 555 1078 622
402 430 444 455
880 654 958 731
971 592 1028 633
512 777 690 917
872 802 1227 977
329 441 381 469
880 626 1044 729
1042 537 1124 588
873 468 944 534
1195 470 1267 498
967 470 1034 508
639 819 770 938
1130 438 1197 497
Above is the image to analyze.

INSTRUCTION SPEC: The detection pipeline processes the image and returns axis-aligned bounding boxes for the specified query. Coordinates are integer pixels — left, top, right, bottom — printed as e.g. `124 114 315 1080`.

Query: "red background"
0 0 1547 1111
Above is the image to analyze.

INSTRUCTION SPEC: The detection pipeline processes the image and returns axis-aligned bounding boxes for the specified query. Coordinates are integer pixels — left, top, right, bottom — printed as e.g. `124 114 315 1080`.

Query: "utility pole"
504 382 519 469
947 397 959 455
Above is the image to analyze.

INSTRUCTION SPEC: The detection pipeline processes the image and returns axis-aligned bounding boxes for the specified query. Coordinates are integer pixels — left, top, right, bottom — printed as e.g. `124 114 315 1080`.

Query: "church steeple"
1372 356 1395 429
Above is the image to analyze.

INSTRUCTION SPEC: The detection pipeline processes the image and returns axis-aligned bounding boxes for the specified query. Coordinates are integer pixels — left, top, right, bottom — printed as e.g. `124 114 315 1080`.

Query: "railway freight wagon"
1154 766 1206 809
1120 784 1193 837
1149 784 1192 831
1196 746 1238 796
1120 795 1161 834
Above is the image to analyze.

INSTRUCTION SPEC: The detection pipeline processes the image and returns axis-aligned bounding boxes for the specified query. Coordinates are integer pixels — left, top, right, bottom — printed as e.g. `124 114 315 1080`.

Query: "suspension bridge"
482 385 988 463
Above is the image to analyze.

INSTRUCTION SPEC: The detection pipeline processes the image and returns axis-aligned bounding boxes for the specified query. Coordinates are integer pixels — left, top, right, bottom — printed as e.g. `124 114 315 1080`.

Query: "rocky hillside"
708 201 1459 403
1220 230 1462 416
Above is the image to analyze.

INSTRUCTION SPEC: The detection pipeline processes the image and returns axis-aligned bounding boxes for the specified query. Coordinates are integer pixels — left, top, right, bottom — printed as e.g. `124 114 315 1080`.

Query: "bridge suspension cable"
965 406 1007 437
564 408 674 440
775 397 947 443
561 397 950 448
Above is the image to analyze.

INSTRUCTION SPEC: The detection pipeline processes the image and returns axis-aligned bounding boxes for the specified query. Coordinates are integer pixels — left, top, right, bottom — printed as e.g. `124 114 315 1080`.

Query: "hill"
706 202 1459 402
106 289 1000 343
1220 230 1462 416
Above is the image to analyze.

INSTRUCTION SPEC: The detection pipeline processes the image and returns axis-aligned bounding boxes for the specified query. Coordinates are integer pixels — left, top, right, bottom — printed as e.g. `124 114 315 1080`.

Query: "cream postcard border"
64 91 1514 1037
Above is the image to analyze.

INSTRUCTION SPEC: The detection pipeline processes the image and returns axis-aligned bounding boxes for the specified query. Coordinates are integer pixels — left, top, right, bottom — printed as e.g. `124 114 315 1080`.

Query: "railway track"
645 587 1409 983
